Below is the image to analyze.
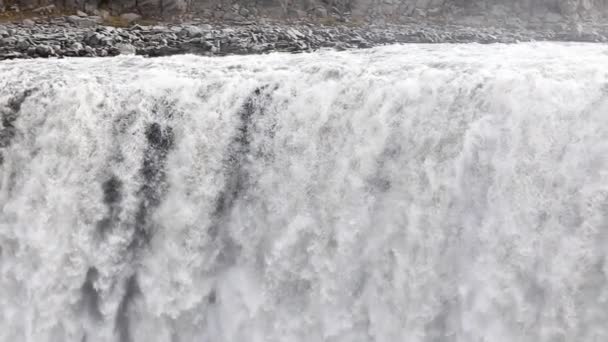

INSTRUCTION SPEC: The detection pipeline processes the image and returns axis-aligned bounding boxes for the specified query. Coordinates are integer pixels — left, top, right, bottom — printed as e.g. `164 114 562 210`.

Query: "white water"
1 43 608 342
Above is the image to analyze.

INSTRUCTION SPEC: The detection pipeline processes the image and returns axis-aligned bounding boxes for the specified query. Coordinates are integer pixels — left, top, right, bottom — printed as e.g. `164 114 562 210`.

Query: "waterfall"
1 43 608 342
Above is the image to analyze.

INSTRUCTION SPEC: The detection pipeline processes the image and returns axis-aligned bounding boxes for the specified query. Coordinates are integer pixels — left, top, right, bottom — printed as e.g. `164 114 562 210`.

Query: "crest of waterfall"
1 43 608 342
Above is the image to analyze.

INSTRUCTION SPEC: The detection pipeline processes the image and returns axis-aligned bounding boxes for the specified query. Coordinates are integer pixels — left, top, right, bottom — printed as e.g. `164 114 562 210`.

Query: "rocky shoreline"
1 15 608 60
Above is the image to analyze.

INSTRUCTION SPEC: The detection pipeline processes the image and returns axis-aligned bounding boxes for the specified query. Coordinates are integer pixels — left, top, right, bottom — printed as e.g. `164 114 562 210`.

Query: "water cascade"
1 43 608 342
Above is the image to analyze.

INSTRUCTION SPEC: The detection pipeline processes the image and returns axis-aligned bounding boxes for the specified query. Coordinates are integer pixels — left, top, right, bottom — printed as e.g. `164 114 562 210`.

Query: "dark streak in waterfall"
128 122 174 251
208 89 257 239
80 267 103 321
367 140 401 194
0 89 35 165
207 86 277 268
115 274 141 342
96 175 123 236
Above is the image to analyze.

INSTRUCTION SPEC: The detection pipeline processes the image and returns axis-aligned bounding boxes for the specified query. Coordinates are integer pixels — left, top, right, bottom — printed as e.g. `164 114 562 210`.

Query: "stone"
182 25 202 37
16 39 30 50
77 10 87 17
120 13 142 23
239 7 250 17
35 44 53 57
85 32 104 46
84 45 95 55
0 37 16 46
0 52 23 59
70 42 83 50
22 19 35 26
115 43 136 55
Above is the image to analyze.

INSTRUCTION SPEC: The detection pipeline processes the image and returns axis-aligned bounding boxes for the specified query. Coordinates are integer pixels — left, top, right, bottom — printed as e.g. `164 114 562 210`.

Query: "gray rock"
115 43 136 55
85 32 105 46
22 19 35 26
76 10 88 17
182 25 202 37
35 44 53 57
239 7 250 17
0 51 23 59
0 37 16 46
16 39 30 50
70 42 83 50
84 45 95 55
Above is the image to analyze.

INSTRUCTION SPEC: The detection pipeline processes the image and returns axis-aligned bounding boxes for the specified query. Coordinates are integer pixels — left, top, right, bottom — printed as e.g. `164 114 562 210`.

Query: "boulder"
35 44 53 57
16 39 30 50
182 25 202 37
115 43 136 55
239 7 250 17
0 37 16 46
70 42 84 50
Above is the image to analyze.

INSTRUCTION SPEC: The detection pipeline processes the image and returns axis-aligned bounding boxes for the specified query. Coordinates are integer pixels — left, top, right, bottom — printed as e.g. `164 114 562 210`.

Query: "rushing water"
1 43 608 342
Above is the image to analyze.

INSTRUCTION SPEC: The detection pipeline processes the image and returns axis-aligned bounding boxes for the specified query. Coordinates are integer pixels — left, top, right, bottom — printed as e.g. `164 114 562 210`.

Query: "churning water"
1 43 608 342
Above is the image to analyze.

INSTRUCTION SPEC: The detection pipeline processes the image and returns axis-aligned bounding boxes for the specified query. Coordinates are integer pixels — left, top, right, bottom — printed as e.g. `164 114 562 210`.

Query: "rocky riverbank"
1 15 608 60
